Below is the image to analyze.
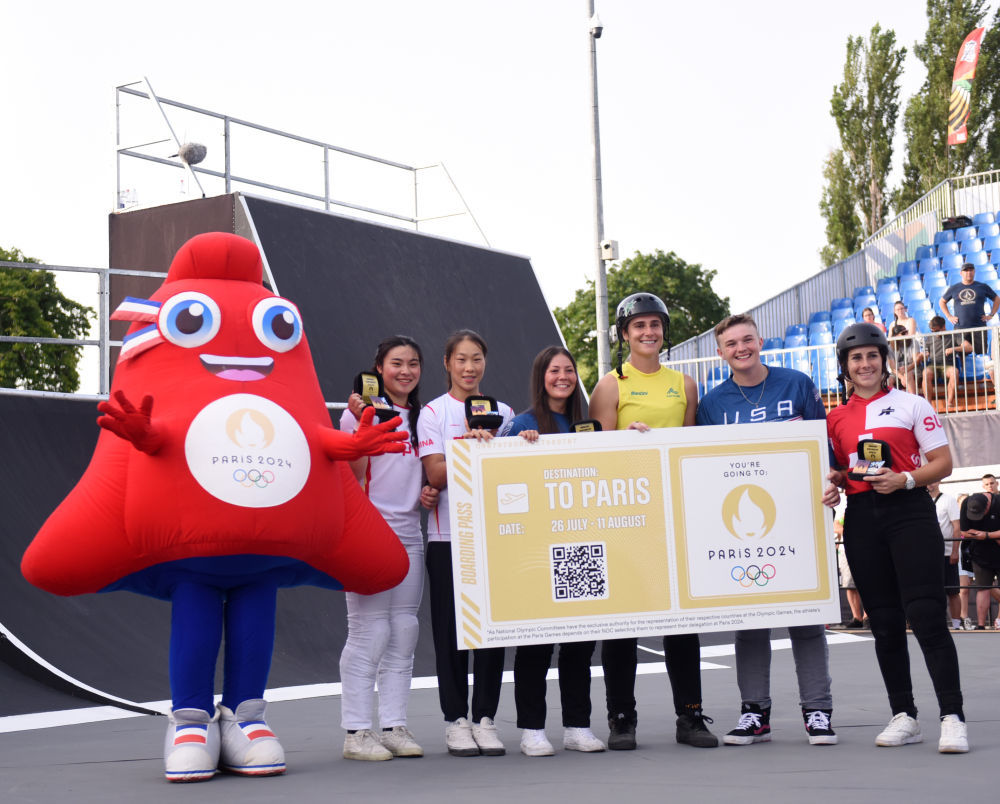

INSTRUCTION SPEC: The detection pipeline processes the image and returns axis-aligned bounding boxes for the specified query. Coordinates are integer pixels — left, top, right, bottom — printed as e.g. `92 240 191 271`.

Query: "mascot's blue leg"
170 582 225 712
220 581 278 708
215 581 286 776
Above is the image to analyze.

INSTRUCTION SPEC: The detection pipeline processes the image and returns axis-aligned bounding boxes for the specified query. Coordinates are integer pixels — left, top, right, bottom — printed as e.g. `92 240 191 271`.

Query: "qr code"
551 542 608 602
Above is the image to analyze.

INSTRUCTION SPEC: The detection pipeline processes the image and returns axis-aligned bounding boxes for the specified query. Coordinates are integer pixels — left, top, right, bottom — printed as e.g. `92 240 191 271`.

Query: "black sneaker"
803 708 838 745
723 703 770 745
830 618 863 630
676 709 718 748
607 713 636 751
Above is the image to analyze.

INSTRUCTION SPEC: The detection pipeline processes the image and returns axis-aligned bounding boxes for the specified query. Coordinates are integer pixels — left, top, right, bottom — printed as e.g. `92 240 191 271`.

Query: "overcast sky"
2 1 990 321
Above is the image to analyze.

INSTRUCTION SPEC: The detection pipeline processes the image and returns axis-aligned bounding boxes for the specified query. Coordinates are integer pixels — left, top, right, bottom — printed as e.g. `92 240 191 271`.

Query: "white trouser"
339 541 424 729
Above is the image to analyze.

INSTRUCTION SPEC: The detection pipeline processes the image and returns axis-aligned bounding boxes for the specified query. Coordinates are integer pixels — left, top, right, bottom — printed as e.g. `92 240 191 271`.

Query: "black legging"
601 634 703 721
843 487 963 718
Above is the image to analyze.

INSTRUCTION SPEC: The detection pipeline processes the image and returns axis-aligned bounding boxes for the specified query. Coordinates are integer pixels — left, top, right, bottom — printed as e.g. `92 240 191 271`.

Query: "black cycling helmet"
614 292 670 377
835 321 890 400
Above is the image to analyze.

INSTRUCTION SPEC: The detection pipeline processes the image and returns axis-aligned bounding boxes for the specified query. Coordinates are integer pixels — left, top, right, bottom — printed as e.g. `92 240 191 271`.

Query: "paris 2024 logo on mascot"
21 232 408 783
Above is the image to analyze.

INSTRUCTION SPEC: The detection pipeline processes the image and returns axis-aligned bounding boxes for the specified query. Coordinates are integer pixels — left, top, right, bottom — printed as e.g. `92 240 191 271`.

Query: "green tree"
0 246 93 392
819 149 864 265
554 250 730 391
896 0 993 209
821 23 905 262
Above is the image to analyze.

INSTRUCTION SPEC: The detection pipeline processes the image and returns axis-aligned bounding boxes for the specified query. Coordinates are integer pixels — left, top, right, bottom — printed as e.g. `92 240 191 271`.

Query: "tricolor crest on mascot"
22 232 408 782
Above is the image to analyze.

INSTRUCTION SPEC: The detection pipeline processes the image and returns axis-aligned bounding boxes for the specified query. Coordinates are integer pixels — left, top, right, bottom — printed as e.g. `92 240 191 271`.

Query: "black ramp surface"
243 196 563 411
0 395 443 715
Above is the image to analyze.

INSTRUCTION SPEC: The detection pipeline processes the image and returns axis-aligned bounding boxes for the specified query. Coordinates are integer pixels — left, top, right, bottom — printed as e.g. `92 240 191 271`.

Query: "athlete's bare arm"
421 454 447 489
588 372 620 432
682 374 698 427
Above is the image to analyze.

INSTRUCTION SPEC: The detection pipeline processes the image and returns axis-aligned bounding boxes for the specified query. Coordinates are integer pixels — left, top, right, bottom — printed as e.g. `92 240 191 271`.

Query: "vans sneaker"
343 729 393 761
445 717 480 757
803 708 838 745
875 713 922 746
380 726 423 757
724 704 770 745
520 728 554 757
219 699 286 775
164 707 220 783
471 716 505 756
563 726 606 752
938 715 969 753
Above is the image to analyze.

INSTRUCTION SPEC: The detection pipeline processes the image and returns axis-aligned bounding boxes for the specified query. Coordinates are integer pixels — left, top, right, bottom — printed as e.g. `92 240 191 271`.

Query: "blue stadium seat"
899 276 922 293
787 349 812 377
986 277 1000 293
897 260 919 276
907 297 932 314
962 237 984 255
914 244 935 261
983 234 1000 253
853 295 878 310
941 252 965 272
976 265 998 282
966 249 989 266
973 212 996 227
978 222 1000 239
830 297 853 311
876 276 898 290
831 306 855 321
852 285 876 299
809 331 833 346
991 249 1000 266
914 311 935 334
878 289 901 307
956 225 978 242
812 347 840 392
762 337 784 351
923 273 946 291
934 229 955 244
762 351 784 368
962 354 990 380
704 364 731 392
785 324 807 339
936 241 960 257
808 310 832 325
926 285 946 307
918 257 941 273
784 333 808 348
832 317 855 338
946 269 963 285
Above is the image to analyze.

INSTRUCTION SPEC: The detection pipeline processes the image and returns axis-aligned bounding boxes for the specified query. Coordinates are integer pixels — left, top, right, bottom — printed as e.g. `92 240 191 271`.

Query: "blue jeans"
734 625 832 710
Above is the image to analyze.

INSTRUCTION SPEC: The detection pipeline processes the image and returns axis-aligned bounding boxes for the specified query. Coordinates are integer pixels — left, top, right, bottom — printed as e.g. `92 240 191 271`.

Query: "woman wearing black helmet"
823 321 967 753
589 292 717 751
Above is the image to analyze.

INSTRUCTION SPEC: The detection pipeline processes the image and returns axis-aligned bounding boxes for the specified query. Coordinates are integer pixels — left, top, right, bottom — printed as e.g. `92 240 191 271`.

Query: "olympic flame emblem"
225 409 275 449
721 484 776 540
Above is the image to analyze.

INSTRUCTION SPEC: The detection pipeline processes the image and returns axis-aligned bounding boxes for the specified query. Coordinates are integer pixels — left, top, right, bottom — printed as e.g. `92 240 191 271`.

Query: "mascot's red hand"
96 390 164 455
320 406 408 460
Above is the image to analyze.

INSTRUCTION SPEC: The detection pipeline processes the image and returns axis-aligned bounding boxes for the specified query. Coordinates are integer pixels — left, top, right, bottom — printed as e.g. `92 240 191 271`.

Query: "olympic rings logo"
232 468 275 488
731 564 776 587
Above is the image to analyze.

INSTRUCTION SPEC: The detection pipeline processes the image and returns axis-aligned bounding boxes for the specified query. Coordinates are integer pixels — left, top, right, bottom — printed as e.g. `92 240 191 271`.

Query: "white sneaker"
380 726 423 758
164 707 220 783
938 715 969 753
343 729 393 761
520 728 554 757
563 726 606 752
875 713 922 747
471 716 506 756
445 718 480 757
963 617 974 630
219 699 286 776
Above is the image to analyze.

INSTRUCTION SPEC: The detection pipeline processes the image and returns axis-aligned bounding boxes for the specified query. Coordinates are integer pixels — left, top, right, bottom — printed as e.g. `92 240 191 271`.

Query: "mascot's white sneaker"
164 707 220 783
219 698 286 776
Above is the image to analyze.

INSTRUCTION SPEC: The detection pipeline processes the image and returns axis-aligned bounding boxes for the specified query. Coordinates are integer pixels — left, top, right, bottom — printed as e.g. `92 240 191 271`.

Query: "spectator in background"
960 492 1000 630
889 324 922 394
956 493 974 629
920 317 959 410
939 263 1000 356
928 481 962 629
975 476 1000 626
862 307 886 334
892 301 918 337
832 514 867 629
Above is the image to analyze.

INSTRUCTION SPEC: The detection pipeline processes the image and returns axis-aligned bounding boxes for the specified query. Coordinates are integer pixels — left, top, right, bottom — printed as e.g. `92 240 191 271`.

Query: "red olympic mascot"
22 232 408 782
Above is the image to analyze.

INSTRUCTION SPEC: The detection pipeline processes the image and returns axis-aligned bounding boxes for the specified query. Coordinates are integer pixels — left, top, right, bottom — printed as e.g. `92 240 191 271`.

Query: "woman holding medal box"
823 322 968 753
418 329 514 757
339 335 431 761
502 346 606 757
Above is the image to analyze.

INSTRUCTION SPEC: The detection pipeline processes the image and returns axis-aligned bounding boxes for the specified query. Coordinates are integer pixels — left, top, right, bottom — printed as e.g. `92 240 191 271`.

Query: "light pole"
588 1 611 377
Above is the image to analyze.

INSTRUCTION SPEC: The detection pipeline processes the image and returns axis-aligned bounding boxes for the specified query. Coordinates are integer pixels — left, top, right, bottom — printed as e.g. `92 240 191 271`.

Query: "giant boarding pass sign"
446 420 837 648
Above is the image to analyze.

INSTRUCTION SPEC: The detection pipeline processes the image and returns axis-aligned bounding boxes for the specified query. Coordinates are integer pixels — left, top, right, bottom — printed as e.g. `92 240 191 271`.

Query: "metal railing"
115 78 489 244
665 326 999 413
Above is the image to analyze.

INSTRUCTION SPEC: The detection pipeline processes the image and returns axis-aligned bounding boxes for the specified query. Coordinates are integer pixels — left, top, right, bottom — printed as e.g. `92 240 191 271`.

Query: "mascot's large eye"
252 297 303 353
158 292 222 348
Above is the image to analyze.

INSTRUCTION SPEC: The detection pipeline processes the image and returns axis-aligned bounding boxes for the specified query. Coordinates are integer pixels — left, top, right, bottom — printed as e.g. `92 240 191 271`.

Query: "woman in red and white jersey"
823 322 967 754
338 336 429 761
417 329 514 757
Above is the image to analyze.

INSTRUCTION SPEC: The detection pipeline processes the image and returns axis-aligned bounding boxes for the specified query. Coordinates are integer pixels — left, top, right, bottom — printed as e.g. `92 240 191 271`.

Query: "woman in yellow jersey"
589 292 716 750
